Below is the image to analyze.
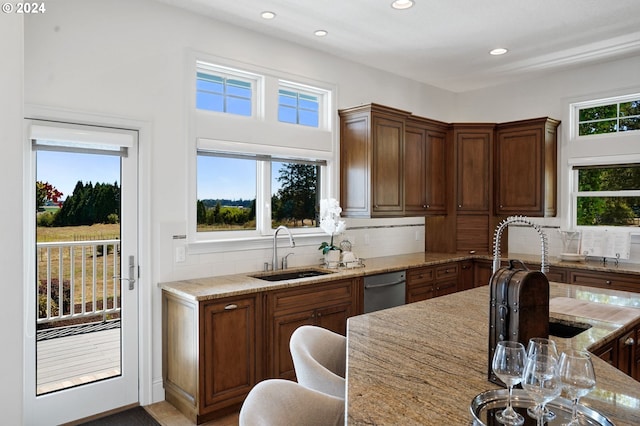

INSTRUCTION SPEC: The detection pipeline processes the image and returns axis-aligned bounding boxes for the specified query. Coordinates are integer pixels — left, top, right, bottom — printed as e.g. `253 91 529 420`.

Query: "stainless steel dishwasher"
363 270 406 313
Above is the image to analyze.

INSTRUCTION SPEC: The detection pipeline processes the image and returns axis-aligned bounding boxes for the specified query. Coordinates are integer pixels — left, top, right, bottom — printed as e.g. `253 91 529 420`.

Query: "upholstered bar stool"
289 325 346 399
239 379 345 426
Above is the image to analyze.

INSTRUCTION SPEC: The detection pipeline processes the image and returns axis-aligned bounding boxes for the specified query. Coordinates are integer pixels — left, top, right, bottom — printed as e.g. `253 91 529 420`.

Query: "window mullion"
257 160 271 234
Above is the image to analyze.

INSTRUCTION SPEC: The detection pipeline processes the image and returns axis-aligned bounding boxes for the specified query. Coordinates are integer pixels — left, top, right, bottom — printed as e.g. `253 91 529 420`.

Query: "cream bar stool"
289 325 346 399
239 379 345 426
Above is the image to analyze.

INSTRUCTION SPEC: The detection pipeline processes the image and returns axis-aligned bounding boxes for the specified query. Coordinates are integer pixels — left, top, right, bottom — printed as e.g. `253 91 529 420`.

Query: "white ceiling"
156 0 640 93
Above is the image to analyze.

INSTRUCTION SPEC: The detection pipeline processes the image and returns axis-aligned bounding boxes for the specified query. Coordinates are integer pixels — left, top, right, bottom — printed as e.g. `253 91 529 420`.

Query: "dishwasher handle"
364 278 406 289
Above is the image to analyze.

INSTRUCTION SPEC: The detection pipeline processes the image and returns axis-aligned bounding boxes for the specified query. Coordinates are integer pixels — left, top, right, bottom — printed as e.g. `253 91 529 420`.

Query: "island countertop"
346 283 640 425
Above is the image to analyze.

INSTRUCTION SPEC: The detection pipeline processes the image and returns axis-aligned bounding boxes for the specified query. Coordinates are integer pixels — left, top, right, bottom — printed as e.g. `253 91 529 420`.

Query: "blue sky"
37 151 120 200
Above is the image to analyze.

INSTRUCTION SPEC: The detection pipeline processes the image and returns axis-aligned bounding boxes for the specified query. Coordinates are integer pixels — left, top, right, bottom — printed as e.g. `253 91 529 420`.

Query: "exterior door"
25 120 139 424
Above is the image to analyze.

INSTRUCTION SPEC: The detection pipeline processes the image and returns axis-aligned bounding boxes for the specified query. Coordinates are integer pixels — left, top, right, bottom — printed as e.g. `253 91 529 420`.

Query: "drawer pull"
624 337 635 346
224 304 238 310
605 280 612 285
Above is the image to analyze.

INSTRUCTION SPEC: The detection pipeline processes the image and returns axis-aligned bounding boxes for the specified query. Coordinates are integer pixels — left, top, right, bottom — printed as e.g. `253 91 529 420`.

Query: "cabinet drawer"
436 263 459 280
407 267 435 284
569 271 640 292
270 279 355 314
407 282 435 303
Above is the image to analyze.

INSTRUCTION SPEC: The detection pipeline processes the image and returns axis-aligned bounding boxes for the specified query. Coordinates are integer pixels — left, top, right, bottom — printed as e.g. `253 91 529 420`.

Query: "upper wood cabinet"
495 117 560 217
453 124 495 214
405 117 449 215
339 104 409 217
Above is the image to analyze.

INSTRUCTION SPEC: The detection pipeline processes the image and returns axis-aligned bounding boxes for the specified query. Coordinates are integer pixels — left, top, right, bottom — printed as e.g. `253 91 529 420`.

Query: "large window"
191 56 334 243
574 165 640 227
196 151 325 235
569 93 640 229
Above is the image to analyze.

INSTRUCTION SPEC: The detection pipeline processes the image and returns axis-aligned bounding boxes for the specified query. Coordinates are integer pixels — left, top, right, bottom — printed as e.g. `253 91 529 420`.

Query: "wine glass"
526 338 559 420
521 354 562 426
492 341 527 425
558 350 596 426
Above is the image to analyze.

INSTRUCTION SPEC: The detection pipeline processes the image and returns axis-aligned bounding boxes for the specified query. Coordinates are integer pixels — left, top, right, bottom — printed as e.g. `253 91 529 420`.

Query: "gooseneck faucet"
492 215 548 275
272 225 295 270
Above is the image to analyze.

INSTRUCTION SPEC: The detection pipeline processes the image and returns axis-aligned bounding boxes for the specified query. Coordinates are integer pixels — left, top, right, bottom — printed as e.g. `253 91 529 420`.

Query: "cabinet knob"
499 205 503 208
605 280 612 285
224 304 238 310
624 337 635 346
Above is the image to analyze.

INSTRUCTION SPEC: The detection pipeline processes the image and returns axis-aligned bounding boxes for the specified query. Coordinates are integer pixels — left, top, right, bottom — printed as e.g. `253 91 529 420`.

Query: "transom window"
195 61 260 117
577 96 640 136
278 88 320 127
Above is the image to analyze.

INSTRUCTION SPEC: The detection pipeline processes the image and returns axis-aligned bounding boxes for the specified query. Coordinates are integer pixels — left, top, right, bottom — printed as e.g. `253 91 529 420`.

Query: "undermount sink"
251 268 335 282
549 319 592 338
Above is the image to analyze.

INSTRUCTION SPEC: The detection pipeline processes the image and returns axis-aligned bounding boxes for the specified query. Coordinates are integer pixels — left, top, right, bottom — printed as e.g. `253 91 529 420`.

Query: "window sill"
187 231 326 254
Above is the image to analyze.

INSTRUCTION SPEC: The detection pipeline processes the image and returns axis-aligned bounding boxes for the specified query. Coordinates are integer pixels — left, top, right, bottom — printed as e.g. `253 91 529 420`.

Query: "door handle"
114 255 136 290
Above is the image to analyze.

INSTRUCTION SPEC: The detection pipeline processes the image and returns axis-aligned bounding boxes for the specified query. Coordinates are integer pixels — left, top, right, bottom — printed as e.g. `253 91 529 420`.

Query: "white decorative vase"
325 250 341 268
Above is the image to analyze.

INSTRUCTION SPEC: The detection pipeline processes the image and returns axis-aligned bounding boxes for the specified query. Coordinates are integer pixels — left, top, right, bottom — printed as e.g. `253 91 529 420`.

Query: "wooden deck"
37 328 121 395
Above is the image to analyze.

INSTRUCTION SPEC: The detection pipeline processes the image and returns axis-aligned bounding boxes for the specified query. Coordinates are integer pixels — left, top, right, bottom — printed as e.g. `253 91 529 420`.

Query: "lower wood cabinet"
569 269 640 293
593 319 640 382
406 262 459 303
162 292 260 424
266 278 358 380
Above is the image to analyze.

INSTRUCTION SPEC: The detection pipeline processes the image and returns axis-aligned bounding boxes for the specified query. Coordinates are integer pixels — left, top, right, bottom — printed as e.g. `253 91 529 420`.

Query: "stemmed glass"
558 350 596 426
526 338 559 421
521 354 562 426
492 341 527 425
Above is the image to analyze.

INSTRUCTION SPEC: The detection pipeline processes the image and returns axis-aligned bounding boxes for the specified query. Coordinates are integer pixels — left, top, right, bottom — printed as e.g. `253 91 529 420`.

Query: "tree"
54 180 120 226
36 181 63 212
275 163 317 226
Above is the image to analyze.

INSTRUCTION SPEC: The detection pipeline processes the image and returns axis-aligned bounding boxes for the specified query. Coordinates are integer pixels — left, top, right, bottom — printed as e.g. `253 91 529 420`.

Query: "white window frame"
187 52 337 251
565 92 640 232
278 79 330 129
195 60 263 119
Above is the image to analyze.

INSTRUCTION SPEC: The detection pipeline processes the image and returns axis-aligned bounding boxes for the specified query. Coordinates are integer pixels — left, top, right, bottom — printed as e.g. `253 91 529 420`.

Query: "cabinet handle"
224 304 238 310
624 337 635 346
605 280 612 285
462 265 469 270
317 312 322 318
458 204 462 208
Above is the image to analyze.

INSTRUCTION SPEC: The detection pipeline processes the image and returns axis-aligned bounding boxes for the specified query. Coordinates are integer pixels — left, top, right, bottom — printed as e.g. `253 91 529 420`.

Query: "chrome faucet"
272 225 295 270
492 215 548 274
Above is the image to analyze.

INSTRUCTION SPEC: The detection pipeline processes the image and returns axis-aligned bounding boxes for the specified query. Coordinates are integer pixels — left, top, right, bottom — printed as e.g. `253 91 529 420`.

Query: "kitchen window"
196 150 325 236
195 61 260 117
568 93 640 230
190 54 335 245
278 82 325 128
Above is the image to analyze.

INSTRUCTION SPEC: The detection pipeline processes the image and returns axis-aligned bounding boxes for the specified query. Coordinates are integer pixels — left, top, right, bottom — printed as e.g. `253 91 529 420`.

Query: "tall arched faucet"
492 215 549 274
273 225 295 270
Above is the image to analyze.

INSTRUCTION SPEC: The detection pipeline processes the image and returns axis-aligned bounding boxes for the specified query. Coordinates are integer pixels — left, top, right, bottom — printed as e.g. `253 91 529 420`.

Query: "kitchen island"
346 283 640 425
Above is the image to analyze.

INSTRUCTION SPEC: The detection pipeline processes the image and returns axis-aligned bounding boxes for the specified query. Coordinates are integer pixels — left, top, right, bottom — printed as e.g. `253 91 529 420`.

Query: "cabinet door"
340 113 370 217
316 302 353 335
617 330 635 377
271 310 316 380
455 127 492 213
404 123 427 214
594 341 616 368
459 260 474 291
495 118 559 217
473 260 493 288
202 297 257 410
435 279 458 297
372 115 404 215
425 128 448 214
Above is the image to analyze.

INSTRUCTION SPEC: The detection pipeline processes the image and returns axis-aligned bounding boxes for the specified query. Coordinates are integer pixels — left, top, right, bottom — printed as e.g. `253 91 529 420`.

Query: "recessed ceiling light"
391 0 415 10
490 48 508 56
261 11 276 20
314 30 328 37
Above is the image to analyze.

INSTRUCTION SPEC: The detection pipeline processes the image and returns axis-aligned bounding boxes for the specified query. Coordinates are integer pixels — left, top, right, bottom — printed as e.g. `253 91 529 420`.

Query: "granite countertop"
346 283 640 425
158 251 640 301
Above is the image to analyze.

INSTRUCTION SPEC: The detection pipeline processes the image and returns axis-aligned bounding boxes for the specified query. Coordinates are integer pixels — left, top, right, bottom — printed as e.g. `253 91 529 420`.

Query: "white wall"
1 13 24 425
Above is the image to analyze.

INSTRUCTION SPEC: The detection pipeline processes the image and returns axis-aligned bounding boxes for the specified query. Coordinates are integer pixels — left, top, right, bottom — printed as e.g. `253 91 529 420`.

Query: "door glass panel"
35 149 121 395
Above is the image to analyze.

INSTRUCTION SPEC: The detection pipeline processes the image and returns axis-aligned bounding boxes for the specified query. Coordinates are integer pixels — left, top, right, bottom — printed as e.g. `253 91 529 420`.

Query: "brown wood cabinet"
162 292 260 424
339 104 409 217
266 278 358 379
406 262 459 303
453 124 494 214
594 319 640 382
495 118 560 217
459 260 474 291
404 116 449 215
568 269 640 292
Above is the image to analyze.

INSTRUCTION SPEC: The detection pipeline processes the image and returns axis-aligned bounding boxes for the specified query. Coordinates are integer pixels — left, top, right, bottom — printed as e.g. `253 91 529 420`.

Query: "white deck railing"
36 239 121 324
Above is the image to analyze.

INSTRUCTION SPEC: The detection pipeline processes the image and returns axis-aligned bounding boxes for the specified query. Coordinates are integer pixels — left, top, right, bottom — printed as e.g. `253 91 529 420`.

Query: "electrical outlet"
175 246 186 263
